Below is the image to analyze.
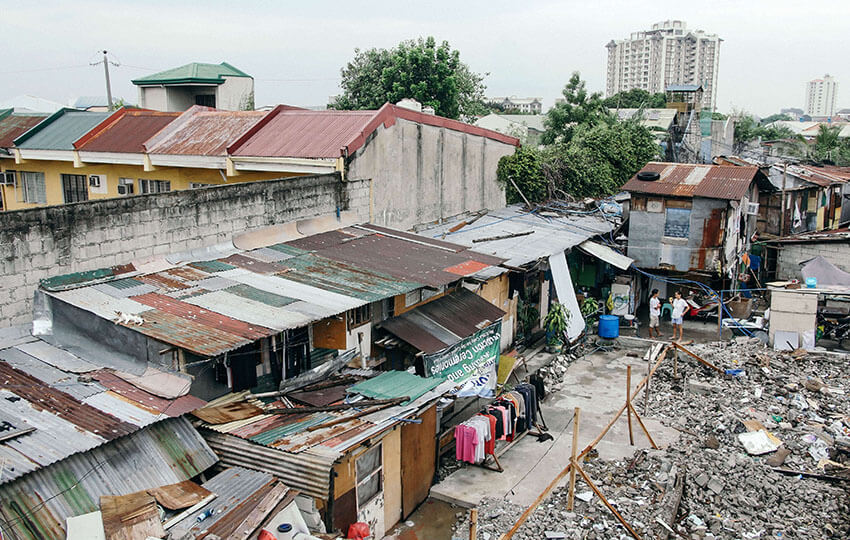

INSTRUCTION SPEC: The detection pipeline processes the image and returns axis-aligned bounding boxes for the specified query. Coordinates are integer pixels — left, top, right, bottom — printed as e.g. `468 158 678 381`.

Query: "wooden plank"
100 493 165 540
147 480 212 511
268 397 408 415
567 407 580 511
673 342 723 373
191 401 264 424
163 493 217 530
574 464 642 540
401 404 437 518
231 482 289 540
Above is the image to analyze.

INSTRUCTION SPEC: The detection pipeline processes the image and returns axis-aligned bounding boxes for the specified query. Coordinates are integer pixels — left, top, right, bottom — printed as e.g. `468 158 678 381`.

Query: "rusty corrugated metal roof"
0 112 47 148
144 106 266 156
0 361 136 441
91 370 205 416
75 109 179 153
621 162 757 200
380 289 505 354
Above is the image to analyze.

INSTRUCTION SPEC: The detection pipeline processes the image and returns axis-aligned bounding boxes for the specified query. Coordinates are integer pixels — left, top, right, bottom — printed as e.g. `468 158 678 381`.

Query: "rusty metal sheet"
76 110 179 153
91 370 205 416
130 309 251 357
164 266 211 282
285 229 357 251
0 362 136 441
380 315 449 353
146 109 266 156
0 113 47 148
191 401 265 424
622 162 757 201
131 293 275 341
288 383 348 407
219 253 290 274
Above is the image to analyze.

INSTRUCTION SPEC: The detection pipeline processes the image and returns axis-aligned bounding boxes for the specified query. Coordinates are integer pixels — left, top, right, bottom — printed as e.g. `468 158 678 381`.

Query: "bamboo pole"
469 508 478 540
567 407 580 511
574 463 643 540
673 342 724 373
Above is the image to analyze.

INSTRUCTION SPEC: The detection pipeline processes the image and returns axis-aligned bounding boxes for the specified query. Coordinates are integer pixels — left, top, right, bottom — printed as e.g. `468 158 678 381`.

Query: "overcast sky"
3 0 848 117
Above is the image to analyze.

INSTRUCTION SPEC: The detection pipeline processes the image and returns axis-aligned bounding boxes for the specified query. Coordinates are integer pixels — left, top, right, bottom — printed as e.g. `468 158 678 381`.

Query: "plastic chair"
661 303 673 320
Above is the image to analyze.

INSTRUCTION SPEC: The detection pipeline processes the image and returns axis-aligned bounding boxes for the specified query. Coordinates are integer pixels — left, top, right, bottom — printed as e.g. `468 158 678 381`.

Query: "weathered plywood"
401 404 437 518
100 493 165 540
382 426 402 530
147 480 212 510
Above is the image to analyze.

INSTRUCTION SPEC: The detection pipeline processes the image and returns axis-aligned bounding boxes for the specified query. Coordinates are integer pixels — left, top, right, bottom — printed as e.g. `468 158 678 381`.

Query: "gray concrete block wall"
348 118 513 230
776 242 850 281
0 173 369 327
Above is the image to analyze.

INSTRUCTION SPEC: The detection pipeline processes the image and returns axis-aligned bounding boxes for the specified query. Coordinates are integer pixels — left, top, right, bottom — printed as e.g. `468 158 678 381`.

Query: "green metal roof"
132 62 251 86
14 109 110 150
347 371 444 403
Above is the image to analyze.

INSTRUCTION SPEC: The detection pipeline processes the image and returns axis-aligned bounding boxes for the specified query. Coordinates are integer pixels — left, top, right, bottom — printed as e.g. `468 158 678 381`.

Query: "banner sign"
422 323 501 397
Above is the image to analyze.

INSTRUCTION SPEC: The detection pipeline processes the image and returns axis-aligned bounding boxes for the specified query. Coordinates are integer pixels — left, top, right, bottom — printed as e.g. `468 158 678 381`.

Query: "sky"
2 0 849 117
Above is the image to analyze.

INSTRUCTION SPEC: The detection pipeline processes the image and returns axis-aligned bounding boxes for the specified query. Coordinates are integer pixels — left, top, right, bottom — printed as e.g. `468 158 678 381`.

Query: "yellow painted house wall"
0 157 300 211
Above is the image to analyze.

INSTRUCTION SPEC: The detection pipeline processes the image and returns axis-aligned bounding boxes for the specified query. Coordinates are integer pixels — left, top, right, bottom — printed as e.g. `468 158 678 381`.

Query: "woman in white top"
670 291 689 341
648 289 661 339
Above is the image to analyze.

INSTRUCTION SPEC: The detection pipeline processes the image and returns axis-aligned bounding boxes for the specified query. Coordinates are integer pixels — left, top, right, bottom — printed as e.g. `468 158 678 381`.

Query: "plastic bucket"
805 277 817 288
598 315 620 338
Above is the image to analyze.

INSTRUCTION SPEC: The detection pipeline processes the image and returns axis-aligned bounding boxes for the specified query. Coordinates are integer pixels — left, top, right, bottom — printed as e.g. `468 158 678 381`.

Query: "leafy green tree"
813 124 843 163
711 112 727 120
496 146 547 204
734 112 794 152
601 88 667 109
329 37 486 120
542 72 613 144
761 113 792 125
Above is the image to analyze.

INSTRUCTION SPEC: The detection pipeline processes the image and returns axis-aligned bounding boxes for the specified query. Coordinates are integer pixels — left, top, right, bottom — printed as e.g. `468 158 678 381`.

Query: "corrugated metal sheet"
48 287 152 320
90 370 204 416
347 371 444 402
0 362 136 441
180 290 314 331
230 109 375 158
621 162 757 200
39 266 135 292
15 110 111 150
0 417 217 540
166 466 275 539
145 109 266 156
380 289 505 354
578 240 634 271
75 110 179 153
82 391 161 426
0 113 47 148
202 430 336 499
0 347 104 401
15 340 96 374
420 205 614 269
128 309 252 357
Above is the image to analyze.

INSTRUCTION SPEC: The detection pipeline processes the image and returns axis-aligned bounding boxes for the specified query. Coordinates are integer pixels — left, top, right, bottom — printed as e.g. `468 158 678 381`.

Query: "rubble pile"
537 352 578 394
455 340 850 539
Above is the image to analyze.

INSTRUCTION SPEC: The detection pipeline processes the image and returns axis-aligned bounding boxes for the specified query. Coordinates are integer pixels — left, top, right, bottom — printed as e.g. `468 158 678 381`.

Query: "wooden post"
469 508 478 540
644 346 652 415
574 464 643 540
626 365 634 446
672 348 678 379
567 407 580 511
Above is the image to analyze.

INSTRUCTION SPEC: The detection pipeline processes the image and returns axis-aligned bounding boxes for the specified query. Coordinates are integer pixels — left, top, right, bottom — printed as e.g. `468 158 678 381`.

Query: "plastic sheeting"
548 252 586 341
801 256 850 288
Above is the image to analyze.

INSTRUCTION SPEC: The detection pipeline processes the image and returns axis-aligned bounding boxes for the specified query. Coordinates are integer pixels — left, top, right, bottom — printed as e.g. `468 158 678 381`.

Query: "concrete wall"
217 76 254 111
775 241 850 281
348 117 513 230
139 86 167 111
0 173 370 327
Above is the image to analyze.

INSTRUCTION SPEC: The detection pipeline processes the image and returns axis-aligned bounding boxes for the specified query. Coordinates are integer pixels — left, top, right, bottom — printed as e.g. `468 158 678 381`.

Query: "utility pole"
779 162 788 236
91 51 118 111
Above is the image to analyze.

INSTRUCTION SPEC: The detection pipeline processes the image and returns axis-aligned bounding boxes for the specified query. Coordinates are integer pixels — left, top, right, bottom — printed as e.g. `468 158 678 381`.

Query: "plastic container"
276 523 293 540
598 314 619 338
805 277 817 288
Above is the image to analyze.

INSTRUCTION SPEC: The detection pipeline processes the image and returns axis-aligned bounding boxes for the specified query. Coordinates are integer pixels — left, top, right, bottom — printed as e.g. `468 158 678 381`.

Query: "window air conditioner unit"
88 175 102 188
745 202 759 216
117 178 134 195
1 171 15 186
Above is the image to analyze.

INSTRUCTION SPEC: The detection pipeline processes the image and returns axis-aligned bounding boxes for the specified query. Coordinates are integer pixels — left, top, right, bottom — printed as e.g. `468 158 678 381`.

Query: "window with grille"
19 172 47 204
355 444 382 508
139 179 171 194
61 174 88 203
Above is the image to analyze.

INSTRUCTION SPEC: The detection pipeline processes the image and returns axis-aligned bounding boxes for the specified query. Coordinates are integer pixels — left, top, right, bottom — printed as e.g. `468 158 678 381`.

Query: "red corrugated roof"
622 162 757 200
75 109 180 153
145 106 267 156
795 164 850 186
0 113 47 148
228 103 520 159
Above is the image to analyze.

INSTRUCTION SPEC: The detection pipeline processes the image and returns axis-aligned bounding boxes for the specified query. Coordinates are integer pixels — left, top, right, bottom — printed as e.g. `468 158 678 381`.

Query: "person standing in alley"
648 289 661 339
670 291 688 341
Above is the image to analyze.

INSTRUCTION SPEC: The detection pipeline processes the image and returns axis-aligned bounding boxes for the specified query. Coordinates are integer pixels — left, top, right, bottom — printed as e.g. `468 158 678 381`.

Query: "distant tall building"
805 74 837 117
606 20 722 110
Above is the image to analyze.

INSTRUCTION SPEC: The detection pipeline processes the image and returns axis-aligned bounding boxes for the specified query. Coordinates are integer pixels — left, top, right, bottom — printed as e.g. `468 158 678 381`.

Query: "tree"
813 124 842 163
761 113 792 125
496 146 546 204
733 112 795 152
329 37 486 120
602 88 667 109
542 72 613 145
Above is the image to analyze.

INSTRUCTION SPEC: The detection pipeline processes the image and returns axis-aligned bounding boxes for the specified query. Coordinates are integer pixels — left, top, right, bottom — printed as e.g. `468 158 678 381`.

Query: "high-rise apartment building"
805 75 837 117
606 20 721 110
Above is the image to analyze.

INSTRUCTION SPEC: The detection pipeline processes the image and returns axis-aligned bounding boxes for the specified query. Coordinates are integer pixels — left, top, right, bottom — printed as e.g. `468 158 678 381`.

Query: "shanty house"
131 62 255 112
622 162 760 278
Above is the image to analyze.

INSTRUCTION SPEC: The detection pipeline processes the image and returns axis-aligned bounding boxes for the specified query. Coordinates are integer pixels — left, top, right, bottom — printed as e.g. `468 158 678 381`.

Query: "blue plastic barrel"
598 315 620 338
805 277 817 288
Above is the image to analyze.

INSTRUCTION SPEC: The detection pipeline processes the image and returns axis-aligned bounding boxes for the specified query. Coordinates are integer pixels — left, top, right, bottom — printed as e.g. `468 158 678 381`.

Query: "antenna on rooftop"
91 50 120 111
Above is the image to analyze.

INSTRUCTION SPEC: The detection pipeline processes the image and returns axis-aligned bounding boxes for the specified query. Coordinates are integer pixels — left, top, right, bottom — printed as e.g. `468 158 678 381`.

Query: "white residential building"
805 74 838 117
605 20 721 110
486 96 543 114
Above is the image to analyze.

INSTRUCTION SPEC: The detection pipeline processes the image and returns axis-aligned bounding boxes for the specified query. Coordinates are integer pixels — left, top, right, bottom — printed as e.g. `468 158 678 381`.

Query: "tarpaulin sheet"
548 252 586 341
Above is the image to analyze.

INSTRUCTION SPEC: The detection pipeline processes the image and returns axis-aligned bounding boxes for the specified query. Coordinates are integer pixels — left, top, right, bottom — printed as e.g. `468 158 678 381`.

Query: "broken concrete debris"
455 338 850 539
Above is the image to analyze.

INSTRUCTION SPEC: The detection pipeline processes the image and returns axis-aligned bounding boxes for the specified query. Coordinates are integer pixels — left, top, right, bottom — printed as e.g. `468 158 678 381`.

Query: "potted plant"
580 297 599 323
544 302 570 353
517 297 539 346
